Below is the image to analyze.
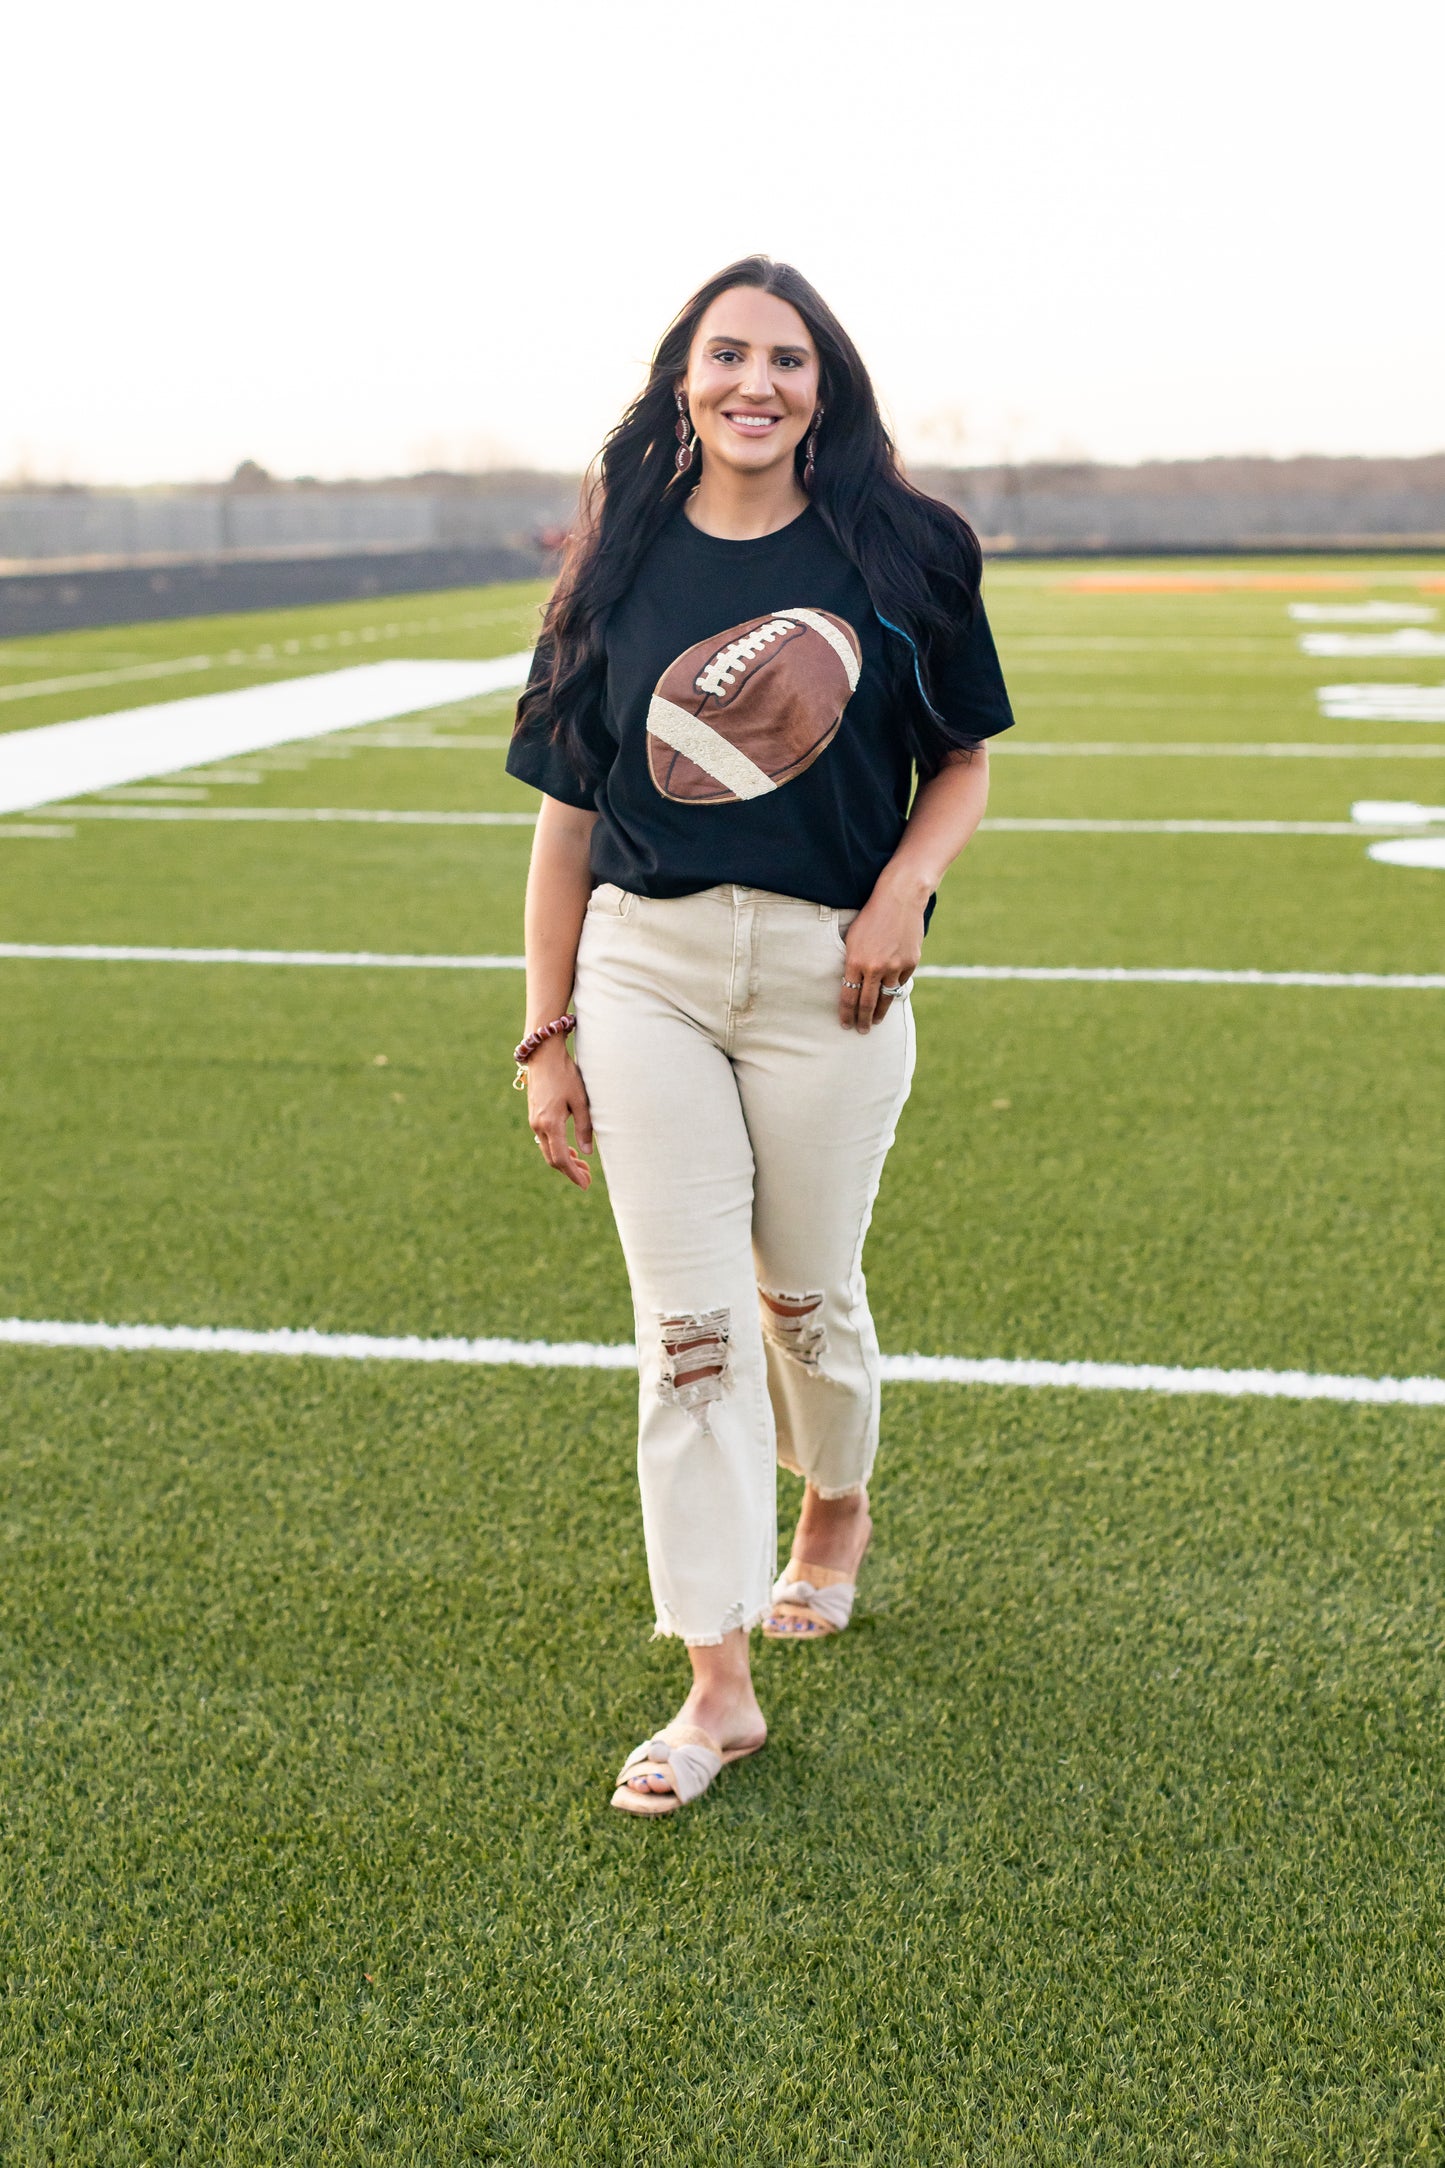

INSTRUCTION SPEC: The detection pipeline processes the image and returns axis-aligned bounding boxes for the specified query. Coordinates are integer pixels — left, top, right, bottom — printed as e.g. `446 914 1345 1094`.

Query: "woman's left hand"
839 881 925 1033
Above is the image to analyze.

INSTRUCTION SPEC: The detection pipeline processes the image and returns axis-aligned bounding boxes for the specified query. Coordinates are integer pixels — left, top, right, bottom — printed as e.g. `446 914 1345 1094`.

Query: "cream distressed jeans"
572 882 916 1645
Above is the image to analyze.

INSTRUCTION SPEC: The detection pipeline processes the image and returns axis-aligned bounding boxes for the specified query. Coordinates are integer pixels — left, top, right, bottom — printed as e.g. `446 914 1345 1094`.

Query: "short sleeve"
928 592 1015 745
504 636 609 810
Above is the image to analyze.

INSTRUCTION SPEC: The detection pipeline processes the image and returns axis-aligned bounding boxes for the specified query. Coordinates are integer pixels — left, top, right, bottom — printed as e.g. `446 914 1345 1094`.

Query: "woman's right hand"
525 1039 595 1190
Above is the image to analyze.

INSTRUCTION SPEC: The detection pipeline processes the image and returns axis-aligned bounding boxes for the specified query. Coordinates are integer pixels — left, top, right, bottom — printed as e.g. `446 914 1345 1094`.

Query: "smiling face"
679 286 821 482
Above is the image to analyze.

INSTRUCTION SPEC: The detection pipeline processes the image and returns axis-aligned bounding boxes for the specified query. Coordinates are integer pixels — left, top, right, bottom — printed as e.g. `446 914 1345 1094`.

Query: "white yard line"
0 943 532 968
915 963 1445 988
333 733 511 749
1006 638 1282 654
26 807 1424 837
0 654 223 703
0 607 535 704
996 742 1445 759
1 1314 1440 1408
3 944 1441 990
363 734 1445 761
48 805 538 826
982 818 1406 836
0 656 534 816
0 824 74 840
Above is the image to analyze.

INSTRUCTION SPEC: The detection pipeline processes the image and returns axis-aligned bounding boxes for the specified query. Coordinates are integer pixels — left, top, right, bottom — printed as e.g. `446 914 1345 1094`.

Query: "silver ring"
881 982 908 997
842 978 862 990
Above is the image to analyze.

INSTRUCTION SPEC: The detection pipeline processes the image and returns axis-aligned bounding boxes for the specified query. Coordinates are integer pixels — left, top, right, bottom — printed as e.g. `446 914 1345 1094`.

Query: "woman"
506 256 1013 1816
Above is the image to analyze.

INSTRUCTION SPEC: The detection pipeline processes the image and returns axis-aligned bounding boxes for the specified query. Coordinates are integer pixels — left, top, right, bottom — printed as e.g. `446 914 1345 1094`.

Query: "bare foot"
622 1627 767 1798
789 1484 872 1578
676 1683 768 1757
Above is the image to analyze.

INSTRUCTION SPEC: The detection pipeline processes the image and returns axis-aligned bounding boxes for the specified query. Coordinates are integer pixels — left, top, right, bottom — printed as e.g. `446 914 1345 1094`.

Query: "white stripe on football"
645 697 777 801
648 608 861 805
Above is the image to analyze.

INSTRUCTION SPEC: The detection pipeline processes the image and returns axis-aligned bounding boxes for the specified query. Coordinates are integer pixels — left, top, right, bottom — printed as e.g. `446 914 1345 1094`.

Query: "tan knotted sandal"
762 1544 870 1640
610 1722 766 1818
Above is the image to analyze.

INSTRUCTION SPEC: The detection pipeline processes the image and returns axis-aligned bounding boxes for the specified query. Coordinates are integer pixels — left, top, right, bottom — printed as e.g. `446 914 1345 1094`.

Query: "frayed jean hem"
650 1600 773 1648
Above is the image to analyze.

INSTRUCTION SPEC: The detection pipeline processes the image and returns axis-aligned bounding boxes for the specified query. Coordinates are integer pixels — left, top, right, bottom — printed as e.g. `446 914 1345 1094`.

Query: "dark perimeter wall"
0 544 548 640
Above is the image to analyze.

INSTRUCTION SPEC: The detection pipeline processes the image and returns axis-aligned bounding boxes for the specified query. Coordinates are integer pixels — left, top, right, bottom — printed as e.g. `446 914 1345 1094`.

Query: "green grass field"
2 562 1443 2162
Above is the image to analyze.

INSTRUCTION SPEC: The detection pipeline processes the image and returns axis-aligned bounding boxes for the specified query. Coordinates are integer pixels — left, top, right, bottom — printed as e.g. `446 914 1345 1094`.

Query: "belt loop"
818 902 830 922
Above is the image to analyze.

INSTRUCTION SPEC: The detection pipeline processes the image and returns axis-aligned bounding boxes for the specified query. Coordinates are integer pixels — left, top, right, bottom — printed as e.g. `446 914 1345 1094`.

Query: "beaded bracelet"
512 1012 576 1089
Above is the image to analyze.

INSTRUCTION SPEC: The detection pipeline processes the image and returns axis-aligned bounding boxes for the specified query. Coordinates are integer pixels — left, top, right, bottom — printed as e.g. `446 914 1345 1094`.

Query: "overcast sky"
5 0 1442 485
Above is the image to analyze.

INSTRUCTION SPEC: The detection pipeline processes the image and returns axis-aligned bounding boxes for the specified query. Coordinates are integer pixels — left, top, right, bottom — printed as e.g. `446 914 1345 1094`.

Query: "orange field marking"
1059 573 1361 594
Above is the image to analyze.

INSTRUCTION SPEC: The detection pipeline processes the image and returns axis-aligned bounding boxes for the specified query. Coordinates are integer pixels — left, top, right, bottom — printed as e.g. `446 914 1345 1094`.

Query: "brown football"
647 608 861 804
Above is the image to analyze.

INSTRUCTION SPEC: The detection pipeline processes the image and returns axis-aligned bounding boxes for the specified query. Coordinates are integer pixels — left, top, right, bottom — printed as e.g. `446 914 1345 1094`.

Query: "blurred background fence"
4 456 1444 634
921 454 1445 553
0 473 579 566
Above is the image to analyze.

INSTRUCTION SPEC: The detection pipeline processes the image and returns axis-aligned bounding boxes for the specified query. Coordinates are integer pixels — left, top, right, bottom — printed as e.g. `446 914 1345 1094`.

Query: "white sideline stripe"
0 655 535 816
2 1315 1441 1408
3 944 1442 990
25 806 1426 838
645 695 777 800
50 805 538 826
995 742 1445 759
0 823 73 839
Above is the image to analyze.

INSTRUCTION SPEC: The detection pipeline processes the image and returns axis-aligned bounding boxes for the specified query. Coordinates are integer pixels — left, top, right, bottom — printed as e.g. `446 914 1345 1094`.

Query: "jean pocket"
830 909 859 955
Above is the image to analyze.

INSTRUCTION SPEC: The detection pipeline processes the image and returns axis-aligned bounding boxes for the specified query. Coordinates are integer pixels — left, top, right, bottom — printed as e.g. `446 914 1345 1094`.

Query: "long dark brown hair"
516 254 985 784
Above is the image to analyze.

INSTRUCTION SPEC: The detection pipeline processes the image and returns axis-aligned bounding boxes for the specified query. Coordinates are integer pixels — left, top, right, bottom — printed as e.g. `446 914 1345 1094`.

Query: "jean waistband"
590 881 844 919
717 884 833 911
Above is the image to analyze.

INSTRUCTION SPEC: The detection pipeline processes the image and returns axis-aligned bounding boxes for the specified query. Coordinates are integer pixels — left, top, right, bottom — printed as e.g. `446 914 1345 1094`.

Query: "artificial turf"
3 1360 1443 2162
1 562 1443 2161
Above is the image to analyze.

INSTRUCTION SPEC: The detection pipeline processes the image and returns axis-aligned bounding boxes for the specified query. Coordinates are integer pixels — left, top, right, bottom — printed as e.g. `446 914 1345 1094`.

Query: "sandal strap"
769 1575 856 1631
618 1729 723 1804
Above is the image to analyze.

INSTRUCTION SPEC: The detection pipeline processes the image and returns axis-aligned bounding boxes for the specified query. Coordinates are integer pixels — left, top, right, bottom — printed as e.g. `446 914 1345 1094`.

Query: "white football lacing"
694 617 800 700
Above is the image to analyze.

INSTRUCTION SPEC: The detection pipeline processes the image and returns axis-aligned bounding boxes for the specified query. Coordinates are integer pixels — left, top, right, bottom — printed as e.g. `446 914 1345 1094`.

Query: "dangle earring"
674 389 695 474
802 403 824 492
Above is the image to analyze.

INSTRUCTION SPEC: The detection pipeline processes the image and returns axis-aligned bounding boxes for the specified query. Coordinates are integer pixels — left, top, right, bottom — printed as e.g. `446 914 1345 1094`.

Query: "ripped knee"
658 1308 732 1414
760 1287 827 1369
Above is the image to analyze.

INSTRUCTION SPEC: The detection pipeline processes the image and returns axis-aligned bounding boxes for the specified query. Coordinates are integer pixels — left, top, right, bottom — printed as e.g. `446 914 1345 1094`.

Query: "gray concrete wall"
916 455 1445 550
0 474 580 568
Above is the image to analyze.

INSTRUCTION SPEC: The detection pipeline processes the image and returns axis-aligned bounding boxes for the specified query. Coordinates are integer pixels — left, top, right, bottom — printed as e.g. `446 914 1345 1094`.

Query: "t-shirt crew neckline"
673 499 819 557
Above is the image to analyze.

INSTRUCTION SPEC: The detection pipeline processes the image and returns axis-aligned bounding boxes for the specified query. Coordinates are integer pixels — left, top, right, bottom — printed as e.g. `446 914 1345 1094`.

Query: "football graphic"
647 608 862 803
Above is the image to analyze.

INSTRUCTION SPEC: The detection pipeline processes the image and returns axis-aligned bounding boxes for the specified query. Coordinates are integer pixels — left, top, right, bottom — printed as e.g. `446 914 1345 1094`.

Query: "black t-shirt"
505 501 1014 914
